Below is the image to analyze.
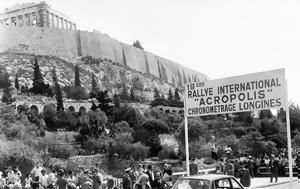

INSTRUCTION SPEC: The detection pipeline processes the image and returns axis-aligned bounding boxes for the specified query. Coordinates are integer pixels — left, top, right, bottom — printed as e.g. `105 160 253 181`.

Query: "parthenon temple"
0 1 76 30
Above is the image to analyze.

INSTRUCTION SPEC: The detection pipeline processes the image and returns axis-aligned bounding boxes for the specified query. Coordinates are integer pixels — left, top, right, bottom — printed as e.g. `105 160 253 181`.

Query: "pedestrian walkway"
249 177 298 188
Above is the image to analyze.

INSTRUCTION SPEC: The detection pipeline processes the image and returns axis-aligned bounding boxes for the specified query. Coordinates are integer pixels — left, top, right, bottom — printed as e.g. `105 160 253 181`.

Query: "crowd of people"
0 162 109 189
123 164 173 189
0 162 174 189
210 145 300 187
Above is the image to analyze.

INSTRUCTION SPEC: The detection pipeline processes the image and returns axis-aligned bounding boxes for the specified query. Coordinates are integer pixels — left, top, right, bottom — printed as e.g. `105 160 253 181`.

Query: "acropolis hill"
0 1 208 95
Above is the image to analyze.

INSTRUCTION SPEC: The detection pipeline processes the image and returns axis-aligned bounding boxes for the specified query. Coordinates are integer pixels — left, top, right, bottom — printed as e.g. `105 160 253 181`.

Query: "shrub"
114 121 134 134
63 86 89 100
158 146 178 160
203 157 214 165
0 138 42 177
150 98 170 107
232 126 247 138
130 142 149 160
132 76 144 91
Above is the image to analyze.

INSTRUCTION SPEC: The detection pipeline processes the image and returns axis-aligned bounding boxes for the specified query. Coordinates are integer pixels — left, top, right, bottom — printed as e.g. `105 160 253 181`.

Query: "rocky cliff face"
0 50 180 101
0 25 208 89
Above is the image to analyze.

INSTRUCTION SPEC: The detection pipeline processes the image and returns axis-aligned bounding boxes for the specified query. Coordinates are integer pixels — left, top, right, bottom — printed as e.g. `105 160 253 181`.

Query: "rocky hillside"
0 50 179 101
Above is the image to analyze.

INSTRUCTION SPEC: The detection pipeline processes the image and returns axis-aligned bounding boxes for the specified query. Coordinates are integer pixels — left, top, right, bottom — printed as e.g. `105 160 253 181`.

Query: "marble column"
45 10 50 27
12 17 17 26
69 21 73 30
51 13 55 28
73 24 77 30
18 15 23 26
64 20 68 29
56 15 60 28
60 17 64 29
36 11 40 26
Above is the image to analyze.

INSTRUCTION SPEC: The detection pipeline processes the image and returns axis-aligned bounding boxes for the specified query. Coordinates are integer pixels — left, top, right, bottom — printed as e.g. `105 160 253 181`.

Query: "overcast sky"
1 0 300 105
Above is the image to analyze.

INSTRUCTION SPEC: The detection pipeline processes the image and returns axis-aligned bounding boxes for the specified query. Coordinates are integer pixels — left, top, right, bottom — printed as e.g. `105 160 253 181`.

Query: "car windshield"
173 179 210 189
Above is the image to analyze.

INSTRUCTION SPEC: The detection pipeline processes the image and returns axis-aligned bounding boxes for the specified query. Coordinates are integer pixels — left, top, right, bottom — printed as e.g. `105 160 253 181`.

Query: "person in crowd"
151 172 164 189
6 167 14 185
133 174 150 189
31 163 43 180
31 176 40 189
11 168 22 187
81 170 93 189
0 172 6 189
106 178 118 189
162 164 172 189
56 170 68 189
23 173 32 189
214 165 222 174
133 166 140 184
238 164 251 188
270 155 279 183
39 169 48 189
66 171 77 189
219 159 225 174
122 168 132 189
211 144 218 161
145 165 154 186
225 145 232 158
47 169 57 189
189 159 198 176
246 157 254 178
225 159 234 176
13 167 21 179
137 165 144 176
128 166 136 187
92 169 101 189
295 153 300 183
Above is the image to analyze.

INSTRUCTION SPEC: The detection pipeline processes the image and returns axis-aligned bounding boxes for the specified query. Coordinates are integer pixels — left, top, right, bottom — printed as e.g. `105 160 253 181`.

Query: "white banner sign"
185 69 286 117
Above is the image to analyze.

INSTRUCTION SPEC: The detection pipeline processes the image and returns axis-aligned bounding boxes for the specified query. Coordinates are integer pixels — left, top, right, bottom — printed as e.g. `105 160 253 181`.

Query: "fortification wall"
0 25 78 58
0 25 208 87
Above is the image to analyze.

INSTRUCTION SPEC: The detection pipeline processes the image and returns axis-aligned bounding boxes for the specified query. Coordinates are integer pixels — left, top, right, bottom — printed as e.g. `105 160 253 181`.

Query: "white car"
172 174 245 189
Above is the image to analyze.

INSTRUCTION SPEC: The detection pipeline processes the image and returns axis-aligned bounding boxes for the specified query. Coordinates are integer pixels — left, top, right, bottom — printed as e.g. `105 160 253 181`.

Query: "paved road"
253 181 298 189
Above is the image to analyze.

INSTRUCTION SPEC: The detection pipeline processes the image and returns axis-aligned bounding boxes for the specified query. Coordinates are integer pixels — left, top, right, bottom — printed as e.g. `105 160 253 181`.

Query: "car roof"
180 174 234 181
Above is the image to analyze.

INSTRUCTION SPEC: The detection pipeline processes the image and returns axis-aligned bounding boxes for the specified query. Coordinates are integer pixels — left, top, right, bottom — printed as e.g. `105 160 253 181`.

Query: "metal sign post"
184 93 190 176
285 79 293 188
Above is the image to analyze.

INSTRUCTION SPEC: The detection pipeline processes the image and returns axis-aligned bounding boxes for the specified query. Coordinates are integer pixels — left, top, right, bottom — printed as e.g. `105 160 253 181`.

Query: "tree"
63 86 89 100
113 104 144 128
120 83 129 102
153 88 160 99
43 104 56 131
130 88 135 102
30 56 46 95
174 88 181 100
259 110 273 119
76 109 107 142
75 65 81 87
91 74 97 92
178 117 208 143
167 88 173 102
52 68 64 111
96 90 113 118
113 94 120 108
134 118 169 156
132 40 144 50
14 75 19 91
1 71 13 104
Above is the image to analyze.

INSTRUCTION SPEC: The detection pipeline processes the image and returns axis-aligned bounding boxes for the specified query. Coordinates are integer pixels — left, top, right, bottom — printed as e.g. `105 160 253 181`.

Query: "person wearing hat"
238 163 251 187
133 174 150 189
56 170 68 189
92 168 101 189
145 165 154 186
122 168 132 189
151 172 164 189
